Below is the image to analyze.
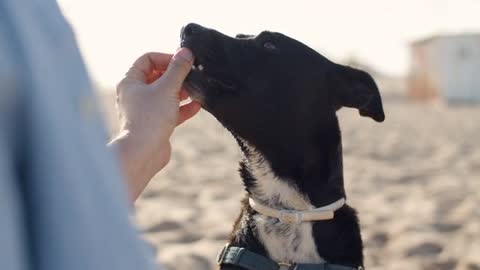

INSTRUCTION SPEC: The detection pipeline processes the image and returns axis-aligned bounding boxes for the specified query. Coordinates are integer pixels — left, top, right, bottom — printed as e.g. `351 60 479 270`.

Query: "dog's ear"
236 33 254 39
329 65 385 122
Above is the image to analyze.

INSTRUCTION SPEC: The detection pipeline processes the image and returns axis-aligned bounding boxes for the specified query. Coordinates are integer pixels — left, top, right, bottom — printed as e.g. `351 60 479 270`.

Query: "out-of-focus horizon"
58 0 480 90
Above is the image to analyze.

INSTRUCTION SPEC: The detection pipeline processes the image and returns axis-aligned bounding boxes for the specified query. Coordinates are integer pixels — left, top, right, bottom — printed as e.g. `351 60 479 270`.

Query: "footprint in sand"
165 254 211 270
366 231 389 248
209 231 230 241
145 221 182 233
405 242 443 257
141 189 163 199
423 258 458 270
422 258 457 270
431 222 462 233
467 263 480 270
163 229 203 244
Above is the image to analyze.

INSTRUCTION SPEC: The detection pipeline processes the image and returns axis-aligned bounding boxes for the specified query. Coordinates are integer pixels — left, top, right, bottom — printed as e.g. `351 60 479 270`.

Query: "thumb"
155 48 194 92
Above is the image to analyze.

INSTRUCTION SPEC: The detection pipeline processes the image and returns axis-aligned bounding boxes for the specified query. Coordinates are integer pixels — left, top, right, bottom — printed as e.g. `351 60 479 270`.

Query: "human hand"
109 48 201 200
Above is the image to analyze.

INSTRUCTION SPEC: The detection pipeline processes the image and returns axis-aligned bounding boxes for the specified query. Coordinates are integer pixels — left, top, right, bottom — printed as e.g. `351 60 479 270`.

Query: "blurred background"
58 0 480 269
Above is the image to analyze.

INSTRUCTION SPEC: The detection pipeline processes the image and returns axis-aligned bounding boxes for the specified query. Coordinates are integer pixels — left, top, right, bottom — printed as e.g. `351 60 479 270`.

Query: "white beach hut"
408 34 480 103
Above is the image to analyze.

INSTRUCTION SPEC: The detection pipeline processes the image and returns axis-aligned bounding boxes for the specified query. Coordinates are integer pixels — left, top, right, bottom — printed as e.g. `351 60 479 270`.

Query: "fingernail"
174 48 194 62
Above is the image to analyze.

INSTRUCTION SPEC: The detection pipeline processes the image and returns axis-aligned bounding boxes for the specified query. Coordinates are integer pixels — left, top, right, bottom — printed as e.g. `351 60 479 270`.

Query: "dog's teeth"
192 65 196 70
198 64 204 71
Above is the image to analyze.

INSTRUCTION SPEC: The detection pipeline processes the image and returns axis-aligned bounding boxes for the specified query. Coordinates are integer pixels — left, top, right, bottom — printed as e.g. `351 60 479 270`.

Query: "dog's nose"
181 23 204 38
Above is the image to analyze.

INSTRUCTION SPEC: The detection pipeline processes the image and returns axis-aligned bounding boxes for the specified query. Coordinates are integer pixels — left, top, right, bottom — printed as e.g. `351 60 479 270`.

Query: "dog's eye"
263 41 277 50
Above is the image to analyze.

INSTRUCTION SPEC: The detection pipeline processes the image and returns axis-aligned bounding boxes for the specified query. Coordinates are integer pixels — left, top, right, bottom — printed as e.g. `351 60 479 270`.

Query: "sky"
57 0 480 89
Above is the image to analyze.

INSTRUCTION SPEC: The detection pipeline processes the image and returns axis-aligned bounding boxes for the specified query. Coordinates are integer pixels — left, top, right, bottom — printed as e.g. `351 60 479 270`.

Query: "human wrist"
108 129 171 200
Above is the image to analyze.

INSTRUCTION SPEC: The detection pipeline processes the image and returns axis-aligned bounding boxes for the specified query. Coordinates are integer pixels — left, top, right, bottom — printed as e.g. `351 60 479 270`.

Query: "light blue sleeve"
0 0 160 269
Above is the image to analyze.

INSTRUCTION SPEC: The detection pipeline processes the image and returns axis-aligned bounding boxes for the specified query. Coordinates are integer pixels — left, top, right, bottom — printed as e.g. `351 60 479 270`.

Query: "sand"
101 77 480 270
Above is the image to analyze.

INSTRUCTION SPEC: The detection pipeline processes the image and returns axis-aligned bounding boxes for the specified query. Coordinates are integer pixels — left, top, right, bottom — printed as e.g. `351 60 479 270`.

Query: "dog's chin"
183 67 207 104
183 80 205 104
184 69 237 109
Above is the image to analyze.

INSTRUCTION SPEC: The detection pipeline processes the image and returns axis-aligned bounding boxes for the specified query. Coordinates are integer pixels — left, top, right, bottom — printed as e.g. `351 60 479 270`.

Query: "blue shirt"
0 1 159 269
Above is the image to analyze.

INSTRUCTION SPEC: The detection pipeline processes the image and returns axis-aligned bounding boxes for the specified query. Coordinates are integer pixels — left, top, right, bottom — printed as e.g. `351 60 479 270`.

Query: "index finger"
126 52 174 82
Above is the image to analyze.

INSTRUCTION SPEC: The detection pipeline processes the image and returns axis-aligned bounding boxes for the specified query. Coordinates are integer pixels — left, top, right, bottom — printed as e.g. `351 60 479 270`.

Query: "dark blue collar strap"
217 244 280 270
217 244 362 270
294 264 362 270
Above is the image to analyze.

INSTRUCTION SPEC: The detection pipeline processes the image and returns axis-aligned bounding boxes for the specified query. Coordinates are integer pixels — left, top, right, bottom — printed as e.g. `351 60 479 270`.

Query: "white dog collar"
248 197 346 224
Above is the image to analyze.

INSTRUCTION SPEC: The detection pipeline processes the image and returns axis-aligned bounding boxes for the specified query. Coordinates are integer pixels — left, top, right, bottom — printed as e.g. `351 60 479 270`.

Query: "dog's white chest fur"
245 145 324 264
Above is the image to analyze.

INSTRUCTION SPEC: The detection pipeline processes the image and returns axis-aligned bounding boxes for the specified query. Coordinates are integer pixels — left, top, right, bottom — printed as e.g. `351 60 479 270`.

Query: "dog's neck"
237 117 346 208
238 137 344 213
233 119 364 267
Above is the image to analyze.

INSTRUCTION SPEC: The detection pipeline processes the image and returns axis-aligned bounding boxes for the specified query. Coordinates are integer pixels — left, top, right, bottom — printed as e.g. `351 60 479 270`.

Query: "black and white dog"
180 23 385 270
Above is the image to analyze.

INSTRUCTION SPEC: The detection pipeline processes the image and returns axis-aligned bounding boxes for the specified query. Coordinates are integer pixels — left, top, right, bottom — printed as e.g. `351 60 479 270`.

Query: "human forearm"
108 130 170 201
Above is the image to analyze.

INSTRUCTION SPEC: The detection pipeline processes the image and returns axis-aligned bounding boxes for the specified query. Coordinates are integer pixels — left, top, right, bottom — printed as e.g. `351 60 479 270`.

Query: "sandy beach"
101 77 480 270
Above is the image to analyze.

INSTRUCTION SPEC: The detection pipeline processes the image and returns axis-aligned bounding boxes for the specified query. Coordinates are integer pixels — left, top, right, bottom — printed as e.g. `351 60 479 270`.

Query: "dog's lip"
191 62 204 71
181 39 236 93
179 43 203 71
180 39 195 55
183 80 205 104
180 36 207 70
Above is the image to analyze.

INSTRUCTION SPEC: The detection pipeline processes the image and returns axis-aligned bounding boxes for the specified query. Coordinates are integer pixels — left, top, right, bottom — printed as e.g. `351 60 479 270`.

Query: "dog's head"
181 23 384 175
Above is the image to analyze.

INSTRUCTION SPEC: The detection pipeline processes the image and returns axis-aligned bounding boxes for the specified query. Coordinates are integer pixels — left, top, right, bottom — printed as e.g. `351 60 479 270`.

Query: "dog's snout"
182 23 205 38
